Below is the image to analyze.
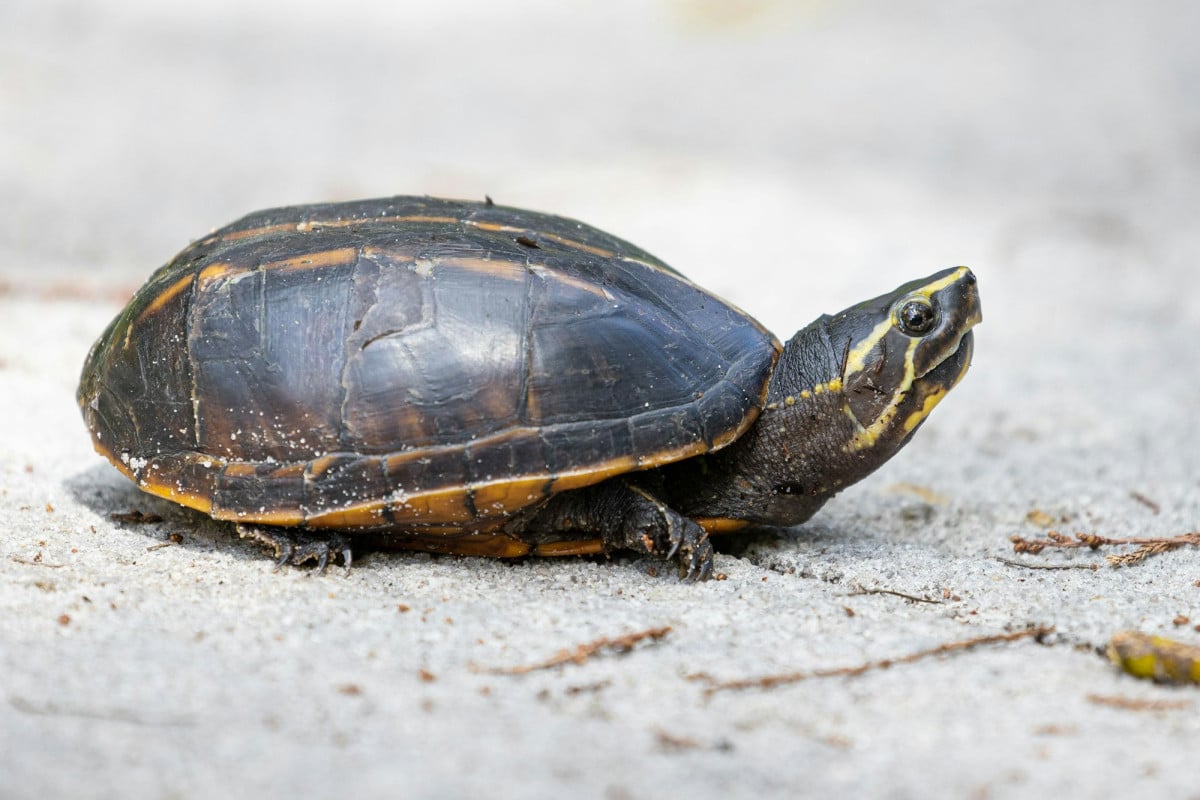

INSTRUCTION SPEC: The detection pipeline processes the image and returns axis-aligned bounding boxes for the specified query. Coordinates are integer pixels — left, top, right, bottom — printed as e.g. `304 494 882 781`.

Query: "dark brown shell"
78 196 779 531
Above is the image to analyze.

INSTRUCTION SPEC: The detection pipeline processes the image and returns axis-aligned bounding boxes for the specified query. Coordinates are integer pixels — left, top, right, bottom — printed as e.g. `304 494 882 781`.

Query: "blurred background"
6 0 1197 323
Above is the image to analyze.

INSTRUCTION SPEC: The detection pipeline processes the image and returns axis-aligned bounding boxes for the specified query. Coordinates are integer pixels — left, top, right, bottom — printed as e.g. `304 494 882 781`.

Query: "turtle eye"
897 298 937 336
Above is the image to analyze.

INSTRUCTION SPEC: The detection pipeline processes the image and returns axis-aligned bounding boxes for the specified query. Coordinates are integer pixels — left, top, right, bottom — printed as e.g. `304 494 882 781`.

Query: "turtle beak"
921 327 974 392
913 267 981 381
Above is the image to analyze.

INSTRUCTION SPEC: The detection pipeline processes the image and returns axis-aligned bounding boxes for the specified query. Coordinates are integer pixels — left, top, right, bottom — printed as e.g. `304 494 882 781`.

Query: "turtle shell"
78 196 780 532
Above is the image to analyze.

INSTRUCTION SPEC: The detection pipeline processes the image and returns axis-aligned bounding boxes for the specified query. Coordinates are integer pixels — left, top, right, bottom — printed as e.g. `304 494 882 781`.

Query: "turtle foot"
236 525 354 573
517 481 717 581
674 527 715 582
624 486 715 582
654 513 714 582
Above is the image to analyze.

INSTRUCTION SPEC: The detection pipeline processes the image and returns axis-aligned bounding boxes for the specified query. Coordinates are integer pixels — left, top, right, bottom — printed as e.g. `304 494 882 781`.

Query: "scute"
78 196 780 530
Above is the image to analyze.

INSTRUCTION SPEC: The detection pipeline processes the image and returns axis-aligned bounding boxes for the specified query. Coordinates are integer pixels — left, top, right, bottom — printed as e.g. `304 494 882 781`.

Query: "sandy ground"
2 1 1199 798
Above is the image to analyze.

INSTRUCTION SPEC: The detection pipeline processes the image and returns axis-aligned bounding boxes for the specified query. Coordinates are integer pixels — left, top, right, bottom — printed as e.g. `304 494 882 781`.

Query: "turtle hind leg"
520 481 714 581
236 525 354 573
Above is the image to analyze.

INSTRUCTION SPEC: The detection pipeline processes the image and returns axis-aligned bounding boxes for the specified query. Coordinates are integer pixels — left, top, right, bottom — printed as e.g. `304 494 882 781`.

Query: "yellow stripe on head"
830 267 979 453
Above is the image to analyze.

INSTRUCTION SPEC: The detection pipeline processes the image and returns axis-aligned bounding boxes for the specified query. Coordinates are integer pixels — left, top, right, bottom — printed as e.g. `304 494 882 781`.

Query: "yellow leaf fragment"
1025 509 1056 528
1107 631 1200 685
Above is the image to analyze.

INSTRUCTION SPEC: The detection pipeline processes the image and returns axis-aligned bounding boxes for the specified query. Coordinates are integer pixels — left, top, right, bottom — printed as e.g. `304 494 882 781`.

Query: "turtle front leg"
236 525 354 573
520 481 714 581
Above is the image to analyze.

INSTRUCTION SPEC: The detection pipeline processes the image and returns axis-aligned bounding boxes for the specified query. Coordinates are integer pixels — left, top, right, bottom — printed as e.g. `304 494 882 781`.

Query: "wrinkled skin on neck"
660 320 860 525
659 267 980 527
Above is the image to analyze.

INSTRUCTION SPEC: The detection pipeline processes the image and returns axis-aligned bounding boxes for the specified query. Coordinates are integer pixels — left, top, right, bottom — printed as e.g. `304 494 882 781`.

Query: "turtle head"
665 267 979 529
827 266 980 457
700 267 980 527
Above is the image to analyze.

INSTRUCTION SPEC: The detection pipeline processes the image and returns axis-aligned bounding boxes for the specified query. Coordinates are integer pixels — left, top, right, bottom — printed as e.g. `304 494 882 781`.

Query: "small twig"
10 697 194 727
848 588 942 604
654 729 702 751
1105 539 1196 566
1128 491 1161 515
563 679 613 696
1010 531 1200 567
146 533 185 552
993 556 1099 571
1012 530 1200 551
652 728 732 753
1086 693 1192 712
702 626 1053 695
10 554 65 568
488 625 672 675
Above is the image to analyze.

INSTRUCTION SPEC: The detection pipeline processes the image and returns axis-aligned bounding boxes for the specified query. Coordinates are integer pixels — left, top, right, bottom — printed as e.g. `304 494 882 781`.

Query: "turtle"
77 195 981 580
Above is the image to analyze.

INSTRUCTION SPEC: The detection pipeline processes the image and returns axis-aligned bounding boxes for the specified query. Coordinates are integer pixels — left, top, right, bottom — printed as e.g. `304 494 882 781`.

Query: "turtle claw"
288 536 353 572
269 539 294 570
674 524 714 582
236 525 353 574
633 500 714 582
663 515 684 562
